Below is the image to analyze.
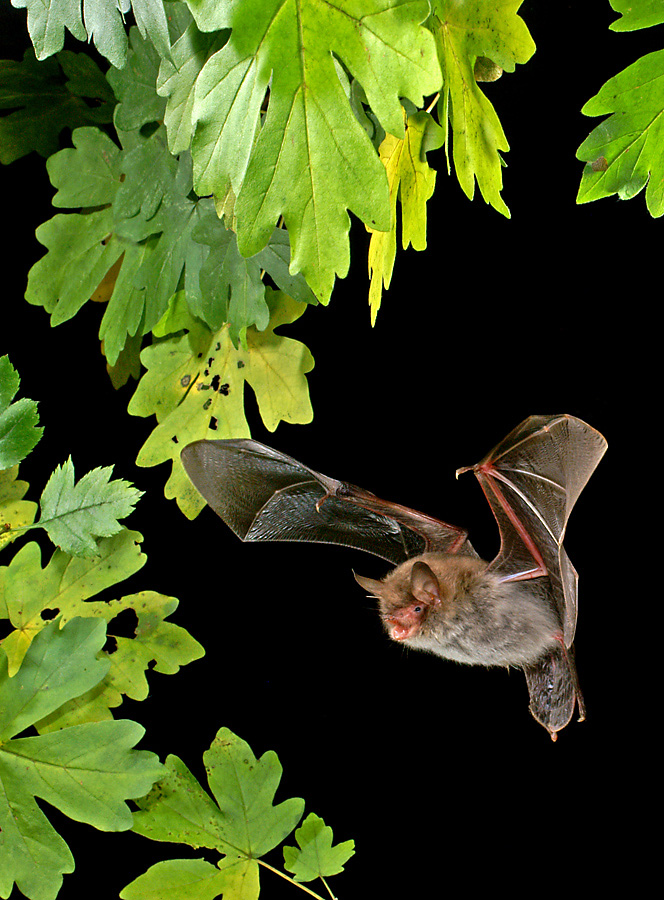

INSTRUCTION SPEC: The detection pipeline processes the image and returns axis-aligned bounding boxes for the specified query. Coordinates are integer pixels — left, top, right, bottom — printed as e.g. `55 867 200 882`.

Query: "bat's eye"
413 605 423 614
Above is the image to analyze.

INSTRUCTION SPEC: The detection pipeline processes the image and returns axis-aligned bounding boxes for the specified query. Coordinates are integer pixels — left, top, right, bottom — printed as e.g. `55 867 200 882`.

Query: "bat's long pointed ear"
353 571 383 597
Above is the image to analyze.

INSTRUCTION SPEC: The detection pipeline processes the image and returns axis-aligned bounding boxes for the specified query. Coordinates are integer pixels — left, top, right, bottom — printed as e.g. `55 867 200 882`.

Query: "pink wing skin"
459 414 607 647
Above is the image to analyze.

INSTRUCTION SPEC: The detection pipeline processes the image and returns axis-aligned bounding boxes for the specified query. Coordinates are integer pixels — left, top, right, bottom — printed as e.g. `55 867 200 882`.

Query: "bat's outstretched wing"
458 414 606 739
181 439 474 566
458 414 607 646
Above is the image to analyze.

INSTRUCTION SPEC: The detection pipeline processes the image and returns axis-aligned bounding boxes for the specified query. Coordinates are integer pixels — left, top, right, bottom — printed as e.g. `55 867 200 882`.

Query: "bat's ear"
410 561 442 606
353 571 383 597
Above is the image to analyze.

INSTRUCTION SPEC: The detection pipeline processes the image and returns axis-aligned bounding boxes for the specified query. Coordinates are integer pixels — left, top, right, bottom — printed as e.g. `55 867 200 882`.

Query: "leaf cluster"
0 357 204 900
121 728 354 900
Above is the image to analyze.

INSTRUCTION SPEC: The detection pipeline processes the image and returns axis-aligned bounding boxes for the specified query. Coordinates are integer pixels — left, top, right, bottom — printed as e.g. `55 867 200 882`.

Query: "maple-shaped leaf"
38 590 205 732
0 48 115 164
430 0 535 217
283 813 355 883
0 530 146 676
184 0 441 302
577 49 664 217
10 0 172 67
37 457 143 557
609 0 664 31
128 289 314 517
123 727 304 897
367 111 441 324
0 617 164 900
0 355 43 470
0 529 202 728
156 15 229 156
0 466 38 552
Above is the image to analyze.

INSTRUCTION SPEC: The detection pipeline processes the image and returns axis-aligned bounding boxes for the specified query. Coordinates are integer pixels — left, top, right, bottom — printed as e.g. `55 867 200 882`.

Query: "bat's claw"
455 464 475 480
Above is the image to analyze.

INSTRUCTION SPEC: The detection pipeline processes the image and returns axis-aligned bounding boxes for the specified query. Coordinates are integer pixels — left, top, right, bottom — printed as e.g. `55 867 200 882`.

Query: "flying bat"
181 414 607 739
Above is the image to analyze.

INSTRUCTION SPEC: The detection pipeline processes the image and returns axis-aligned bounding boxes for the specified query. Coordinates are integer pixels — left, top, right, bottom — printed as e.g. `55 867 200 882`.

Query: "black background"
1 2 654 898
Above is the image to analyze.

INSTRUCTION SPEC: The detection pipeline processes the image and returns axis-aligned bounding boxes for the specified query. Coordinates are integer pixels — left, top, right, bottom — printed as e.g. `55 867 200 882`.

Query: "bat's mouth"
386 618 419 642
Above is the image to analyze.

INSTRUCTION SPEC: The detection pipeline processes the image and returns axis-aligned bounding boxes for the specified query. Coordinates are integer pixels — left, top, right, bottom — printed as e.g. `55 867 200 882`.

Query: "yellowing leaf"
128 290 314 517
368 112 438 324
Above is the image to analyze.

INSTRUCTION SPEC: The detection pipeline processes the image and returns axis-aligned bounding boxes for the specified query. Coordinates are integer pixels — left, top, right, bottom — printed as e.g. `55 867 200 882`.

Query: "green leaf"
0 531 146 675
0 466 38 552
38 591 205 732
128 728 303 883
0 49 115 165
0 530 201 729
577 49 664 216
0 355 43 469
0 617 164 900
431 0 536 216
609 0 664 31
37 457 143 557
157 17 230 156
185 0 441 302
283 813 355 883
10 0 172 67
128 289 314 517
120 857 244 900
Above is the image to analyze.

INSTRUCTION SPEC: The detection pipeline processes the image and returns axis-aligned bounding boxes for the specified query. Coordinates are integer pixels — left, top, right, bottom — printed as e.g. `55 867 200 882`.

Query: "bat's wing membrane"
182 439 473 566
462 414 607 646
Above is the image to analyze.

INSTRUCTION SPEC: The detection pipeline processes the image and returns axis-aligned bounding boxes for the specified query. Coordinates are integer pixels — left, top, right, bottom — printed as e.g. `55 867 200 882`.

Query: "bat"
181 414 607 739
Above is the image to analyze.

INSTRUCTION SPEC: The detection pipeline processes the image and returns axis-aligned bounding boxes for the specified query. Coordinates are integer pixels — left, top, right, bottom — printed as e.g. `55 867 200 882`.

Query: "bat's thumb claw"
455 465 474 480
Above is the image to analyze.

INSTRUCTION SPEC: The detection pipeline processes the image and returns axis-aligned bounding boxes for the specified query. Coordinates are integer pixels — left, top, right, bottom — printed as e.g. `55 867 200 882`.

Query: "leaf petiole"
257 859 331 900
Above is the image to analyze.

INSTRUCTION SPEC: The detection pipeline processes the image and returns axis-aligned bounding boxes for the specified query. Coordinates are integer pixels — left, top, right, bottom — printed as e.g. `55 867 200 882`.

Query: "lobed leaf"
609 0 664 31
127 728 303 896
0 531 146 675
283 813 355 883
38 457 143 557
0 466 38 552
431 0 535 216
0 618 164 900
0 49 115 165
184 0 441 302
367 111 440 324
577 49 664 216
128 290 314 517
10 0 172 67
0 355 43 470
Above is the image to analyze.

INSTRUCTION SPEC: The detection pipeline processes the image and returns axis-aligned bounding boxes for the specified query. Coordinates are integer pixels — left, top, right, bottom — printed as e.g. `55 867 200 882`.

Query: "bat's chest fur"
413 575 559 667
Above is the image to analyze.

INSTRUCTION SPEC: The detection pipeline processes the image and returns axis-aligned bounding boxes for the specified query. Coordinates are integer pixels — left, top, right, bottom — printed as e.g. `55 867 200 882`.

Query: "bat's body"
357 553 559 668
181 415 607 739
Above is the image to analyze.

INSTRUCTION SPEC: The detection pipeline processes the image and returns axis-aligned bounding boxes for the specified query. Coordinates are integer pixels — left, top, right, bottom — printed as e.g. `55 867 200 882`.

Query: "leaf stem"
257 859 327 900
425 92 440 114
321 876 337 899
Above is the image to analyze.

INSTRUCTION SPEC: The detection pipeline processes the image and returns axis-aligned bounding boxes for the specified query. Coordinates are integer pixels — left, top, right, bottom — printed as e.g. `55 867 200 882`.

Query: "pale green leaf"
128 290 313 517
120 857 240 900
0 355 43 469
431 0 535 216
577 49 664 216
283 813 355 882
0 466 38 553
0 531 146 675
10 0 171 67
186 0 441 301
38 457 143 557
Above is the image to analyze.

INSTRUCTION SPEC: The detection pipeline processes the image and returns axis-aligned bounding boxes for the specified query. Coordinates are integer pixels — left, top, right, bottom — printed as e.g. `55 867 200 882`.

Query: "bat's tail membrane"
523 643 585 740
